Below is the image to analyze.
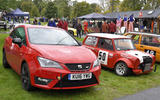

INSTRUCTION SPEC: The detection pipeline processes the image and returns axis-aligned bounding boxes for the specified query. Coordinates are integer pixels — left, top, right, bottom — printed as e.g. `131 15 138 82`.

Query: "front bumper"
132 67 153 75
30 66 101 90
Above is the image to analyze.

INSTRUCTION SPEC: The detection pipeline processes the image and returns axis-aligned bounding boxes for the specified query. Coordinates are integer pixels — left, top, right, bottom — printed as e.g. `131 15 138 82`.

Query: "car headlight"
38 57 63 69
93 59 100 68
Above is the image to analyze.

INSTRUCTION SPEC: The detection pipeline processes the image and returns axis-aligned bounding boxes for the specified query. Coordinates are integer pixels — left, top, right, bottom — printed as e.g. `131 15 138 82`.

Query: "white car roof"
87 33 130 39
127 32 160 37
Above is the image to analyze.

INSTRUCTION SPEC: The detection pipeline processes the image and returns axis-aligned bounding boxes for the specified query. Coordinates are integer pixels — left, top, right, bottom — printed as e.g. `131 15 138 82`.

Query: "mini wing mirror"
12 38 22 45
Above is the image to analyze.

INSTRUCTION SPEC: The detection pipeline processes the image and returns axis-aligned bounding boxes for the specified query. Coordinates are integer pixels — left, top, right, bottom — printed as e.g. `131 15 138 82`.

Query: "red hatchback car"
83 33 155 76
3 25 101 91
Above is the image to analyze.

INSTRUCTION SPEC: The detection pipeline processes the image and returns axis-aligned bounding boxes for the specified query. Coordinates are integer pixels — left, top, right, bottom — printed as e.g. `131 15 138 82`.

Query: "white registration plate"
68 73 92 80
144 63 151 71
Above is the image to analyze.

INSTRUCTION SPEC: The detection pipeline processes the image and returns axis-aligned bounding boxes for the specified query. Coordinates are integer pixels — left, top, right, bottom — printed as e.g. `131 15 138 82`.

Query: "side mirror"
12 38 22 45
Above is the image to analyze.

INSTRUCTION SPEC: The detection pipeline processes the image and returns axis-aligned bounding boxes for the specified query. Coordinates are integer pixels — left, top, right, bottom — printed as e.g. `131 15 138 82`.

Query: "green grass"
1 33 160 100
75 37 84 42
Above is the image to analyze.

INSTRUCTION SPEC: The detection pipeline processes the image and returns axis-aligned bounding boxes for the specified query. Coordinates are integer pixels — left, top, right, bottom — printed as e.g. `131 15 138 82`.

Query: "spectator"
83 20 89 34
33 18 38 25
128 14 135 32
76 19 82 38
48 18 56 27
102 21 107 33
153 20 157 33
134 21 139 32
57 19 63 28
98 21 102 32
63 19 68 31
116 15 122 33
109 21 116 34
123 14 128 32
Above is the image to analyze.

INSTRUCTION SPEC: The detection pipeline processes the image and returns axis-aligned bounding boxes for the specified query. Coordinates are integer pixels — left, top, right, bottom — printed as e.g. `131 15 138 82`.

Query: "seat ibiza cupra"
3 25 101 91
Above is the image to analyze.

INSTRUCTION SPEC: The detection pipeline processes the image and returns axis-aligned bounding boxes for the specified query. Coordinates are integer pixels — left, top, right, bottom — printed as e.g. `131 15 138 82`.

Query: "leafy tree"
107 0 120 12
45 2 57 19
54 0 71 18
142 0 160 10
72 1 92 18
120 0 142 11
31 5 40 17
0 0 8 10
90 3 102 13
41 8 46 17
33 0 46 14
20 1 33 12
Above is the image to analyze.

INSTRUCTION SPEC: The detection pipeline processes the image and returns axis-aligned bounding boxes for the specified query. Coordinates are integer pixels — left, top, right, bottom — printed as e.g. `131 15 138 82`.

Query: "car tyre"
21 63 33 91
3 50 10 68
114 62 131 76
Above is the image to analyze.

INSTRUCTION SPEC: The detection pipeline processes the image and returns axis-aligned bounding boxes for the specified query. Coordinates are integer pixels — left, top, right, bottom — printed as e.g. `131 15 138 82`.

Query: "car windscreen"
28 28 79 46
114 39 135 50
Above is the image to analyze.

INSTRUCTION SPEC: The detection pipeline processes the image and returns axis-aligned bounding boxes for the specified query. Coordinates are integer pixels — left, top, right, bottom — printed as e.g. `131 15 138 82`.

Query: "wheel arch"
20 60 27 73
114 58 134 69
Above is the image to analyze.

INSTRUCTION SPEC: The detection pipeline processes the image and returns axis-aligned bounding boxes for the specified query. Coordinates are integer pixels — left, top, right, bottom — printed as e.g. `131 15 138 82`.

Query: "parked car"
3 25 101 91
0 20 7 30
68 27 77 36
83 33 155 76
124 32 160 62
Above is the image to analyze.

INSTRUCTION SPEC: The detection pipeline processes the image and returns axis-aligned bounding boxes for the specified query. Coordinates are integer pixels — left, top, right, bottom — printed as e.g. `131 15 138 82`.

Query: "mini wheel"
115 62 131 76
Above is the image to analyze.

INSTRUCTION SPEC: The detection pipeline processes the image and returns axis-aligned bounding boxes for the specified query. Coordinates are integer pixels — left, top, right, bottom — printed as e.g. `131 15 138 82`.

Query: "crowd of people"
47 18 68 31
1 10 159 37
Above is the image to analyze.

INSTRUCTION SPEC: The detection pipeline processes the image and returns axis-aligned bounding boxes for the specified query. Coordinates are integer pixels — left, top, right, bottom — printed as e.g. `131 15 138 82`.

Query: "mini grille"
143 56 152 63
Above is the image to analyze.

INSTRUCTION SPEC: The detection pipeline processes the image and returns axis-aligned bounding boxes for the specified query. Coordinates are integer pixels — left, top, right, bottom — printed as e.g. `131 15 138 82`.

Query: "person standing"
123 14 128 32
83 20 89 34
128 14 135 32
57 19 63 28
109 21 116 34
33 18 38 25
116 15 122 33
48 18 56 27
76 20 82 38
102 21 107 33
98 21 102 32
63 19 68 31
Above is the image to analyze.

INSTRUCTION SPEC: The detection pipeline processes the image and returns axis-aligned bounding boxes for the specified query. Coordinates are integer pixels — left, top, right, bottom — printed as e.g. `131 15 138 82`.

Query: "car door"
96 38 115 68
139 35 160 61
83 36 99 54
10 27 27 72
4 30 16 66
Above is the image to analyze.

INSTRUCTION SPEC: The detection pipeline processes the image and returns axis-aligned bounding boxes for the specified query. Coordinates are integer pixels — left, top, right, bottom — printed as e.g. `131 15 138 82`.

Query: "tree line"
0 0 160 19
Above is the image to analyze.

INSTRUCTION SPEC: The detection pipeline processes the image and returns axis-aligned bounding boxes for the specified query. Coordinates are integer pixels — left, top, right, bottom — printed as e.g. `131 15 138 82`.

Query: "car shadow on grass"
101 65 157 77
1 65 97 98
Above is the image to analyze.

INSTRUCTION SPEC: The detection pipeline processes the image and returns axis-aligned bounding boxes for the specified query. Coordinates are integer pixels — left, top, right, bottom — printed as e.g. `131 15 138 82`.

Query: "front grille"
143 56 152 63
139 56 152 71
65 63 91 71
54 74 98 88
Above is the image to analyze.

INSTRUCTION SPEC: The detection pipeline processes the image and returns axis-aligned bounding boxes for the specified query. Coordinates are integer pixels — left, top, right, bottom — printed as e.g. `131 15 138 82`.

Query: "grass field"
1 33 160 100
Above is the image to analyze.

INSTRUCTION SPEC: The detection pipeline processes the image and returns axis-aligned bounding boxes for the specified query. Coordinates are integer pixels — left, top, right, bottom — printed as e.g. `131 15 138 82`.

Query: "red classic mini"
3 25 101 91
83 33 155 76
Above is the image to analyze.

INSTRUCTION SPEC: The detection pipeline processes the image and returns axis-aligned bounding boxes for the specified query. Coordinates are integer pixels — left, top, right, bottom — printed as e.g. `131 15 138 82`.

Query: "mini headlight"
38 57 63 69
93 59 100 68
